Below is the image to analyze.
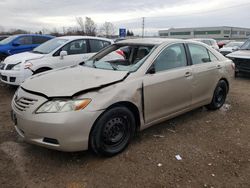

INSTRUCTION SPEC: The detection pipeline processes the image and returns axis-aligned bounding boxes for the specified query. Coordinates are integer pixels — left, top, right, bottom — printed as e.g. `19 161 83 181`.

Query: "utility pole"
142 17 145 38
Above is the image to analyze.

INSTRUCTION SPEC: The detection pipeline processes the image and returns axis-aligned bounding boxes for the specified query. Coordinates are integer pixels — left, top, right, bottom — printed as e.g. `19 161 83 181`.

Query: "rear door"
187 43 221 106
143 43 193 124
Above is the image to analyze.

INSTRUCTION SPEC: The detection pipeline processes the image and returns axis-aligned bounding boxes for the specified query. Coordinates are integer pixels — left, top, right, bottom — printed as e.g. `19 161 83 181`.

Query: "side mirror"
60 51 68 59
147 66 156 74
12 41 21 47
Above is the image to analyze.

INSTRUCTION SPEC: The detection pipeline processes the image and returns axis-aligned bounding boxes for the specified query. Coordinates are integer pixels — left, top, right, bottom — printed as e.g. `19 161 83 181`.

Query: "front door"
143 43 192 124
56 39 91 68
10 36 33 54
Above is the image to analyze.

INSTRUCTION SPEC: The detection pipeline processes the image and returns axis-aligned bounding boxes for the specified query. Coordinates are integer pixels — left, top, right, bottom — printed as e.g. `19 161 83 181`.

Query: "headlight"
0 63 4 70
24 62 33 69
36 99 91 113
11 62 21 71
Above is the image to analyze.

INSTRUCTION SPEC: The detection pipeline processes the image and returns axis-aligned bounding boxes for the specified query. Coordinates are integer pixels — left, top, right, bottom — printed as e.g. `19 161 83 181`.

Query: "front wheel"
90 106 136 157
206 80 228 110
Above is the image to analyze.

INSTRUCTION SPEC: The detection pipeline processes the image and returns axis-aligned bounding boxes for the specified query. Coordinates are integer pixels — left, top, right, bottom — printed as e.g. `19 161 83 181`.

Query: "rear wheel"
90 106 136 157
206 80 228 110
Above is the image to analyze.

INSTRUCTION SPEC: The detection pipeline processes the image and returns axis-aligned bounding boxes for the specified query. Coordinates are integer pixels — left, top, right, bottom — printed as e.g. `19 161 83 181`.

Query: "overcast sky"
0 0 250 35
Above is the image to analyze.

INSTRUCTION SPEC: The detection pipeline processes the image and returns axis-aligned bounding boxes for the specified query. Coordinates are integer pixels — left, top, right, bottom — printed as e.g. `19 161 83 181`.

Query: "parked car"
0 35 9 41
219 41 244 56
0 36 113 85
191 38 219 51
0 34 54 61
226 39 250 76
11 38 234 156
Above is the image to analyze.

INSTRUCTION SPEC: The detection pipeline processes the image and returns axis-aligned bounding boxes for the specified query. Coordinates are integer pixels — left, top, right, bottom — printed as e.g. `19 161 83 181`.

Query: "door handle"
185 72 192 77
217 65 222 69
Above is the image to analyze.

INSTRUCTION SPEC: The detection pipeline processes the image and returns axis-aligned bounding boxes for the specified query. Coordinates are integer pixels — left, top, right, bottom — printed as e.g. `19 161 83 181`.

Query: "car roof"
11 34 54 38
116 38 183 45
56 35 113 42
191 38 216 41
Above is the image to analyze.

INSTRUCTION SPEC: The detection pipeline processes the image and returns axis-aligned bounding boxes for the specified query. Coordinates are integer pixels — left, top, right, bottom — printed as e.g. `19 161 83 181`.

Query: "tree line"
0 17 134 38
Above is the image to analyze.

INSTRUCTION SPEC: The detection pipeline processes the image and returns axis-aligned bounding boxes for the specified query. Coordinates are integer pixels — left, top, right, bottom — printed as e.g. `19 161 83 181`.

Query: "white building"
159 26 250 40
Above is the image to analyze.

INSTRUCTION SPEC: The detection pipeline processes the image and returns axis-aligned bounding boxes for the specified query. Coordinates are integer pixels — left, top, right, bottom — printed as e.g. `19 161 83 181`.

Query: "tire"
90 106 136 157
33 68 51 75
206 80 228 110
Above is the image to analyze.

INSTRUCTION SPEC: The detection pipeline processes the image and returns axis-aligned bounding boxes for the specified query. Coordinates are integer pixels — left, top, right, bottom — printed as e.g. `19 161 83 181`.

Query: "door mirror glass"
60 50 68 59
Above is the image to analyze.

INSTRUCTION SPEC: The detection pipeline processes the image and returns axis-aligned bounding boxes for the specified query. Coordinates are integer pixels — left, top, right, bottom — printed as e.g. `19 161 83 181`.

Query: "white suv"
0 36 113 85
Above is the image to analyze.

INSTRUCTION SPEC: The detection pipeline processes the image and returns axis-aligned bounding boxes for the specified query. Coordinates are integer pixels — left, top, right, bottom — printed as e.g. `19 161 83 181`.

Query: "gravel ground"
0 76 250 188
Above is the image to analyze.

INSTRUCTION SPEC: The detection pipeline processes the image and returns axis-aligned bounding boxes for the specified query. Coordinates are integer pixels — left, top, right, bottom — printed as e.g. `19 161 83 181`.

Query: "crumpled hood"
21 66 129 98
227 50 250 59
3 52 44 64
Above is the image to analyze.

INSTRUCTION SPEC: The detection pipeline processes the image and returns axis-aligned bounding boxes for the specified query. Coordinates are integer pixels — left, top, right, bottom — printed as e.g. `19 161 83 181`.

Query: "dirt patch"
0 77 250 188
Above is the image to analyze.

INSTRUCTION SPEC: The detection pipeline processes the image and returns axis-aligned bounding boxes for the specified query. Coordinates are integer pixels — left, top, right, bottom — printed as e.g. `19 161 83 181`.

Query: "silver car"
11 38 234 156
191 38 220 51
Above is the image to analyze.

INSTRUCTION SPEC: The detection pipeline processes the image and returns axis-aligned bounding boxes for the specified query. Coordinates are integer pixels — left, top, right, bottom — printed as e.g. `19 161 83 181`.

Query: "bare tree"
85 17 97 36
75 17 85 35
100 22 115 37
50 28 60 37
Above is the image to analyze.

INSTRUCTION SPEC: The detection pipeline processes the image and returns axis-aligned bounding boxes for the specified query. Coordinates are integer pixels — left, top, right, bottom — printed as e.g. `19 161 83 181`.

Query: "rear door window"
32 36 50 44
208 51 219 62
89 40 111 53
188 44 211 65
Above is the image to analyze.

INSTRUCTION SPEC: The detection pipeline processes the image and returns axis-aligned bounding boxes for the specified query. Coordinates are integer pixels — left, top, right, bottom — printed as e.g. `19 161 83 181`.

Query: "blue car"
0 34 54 61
